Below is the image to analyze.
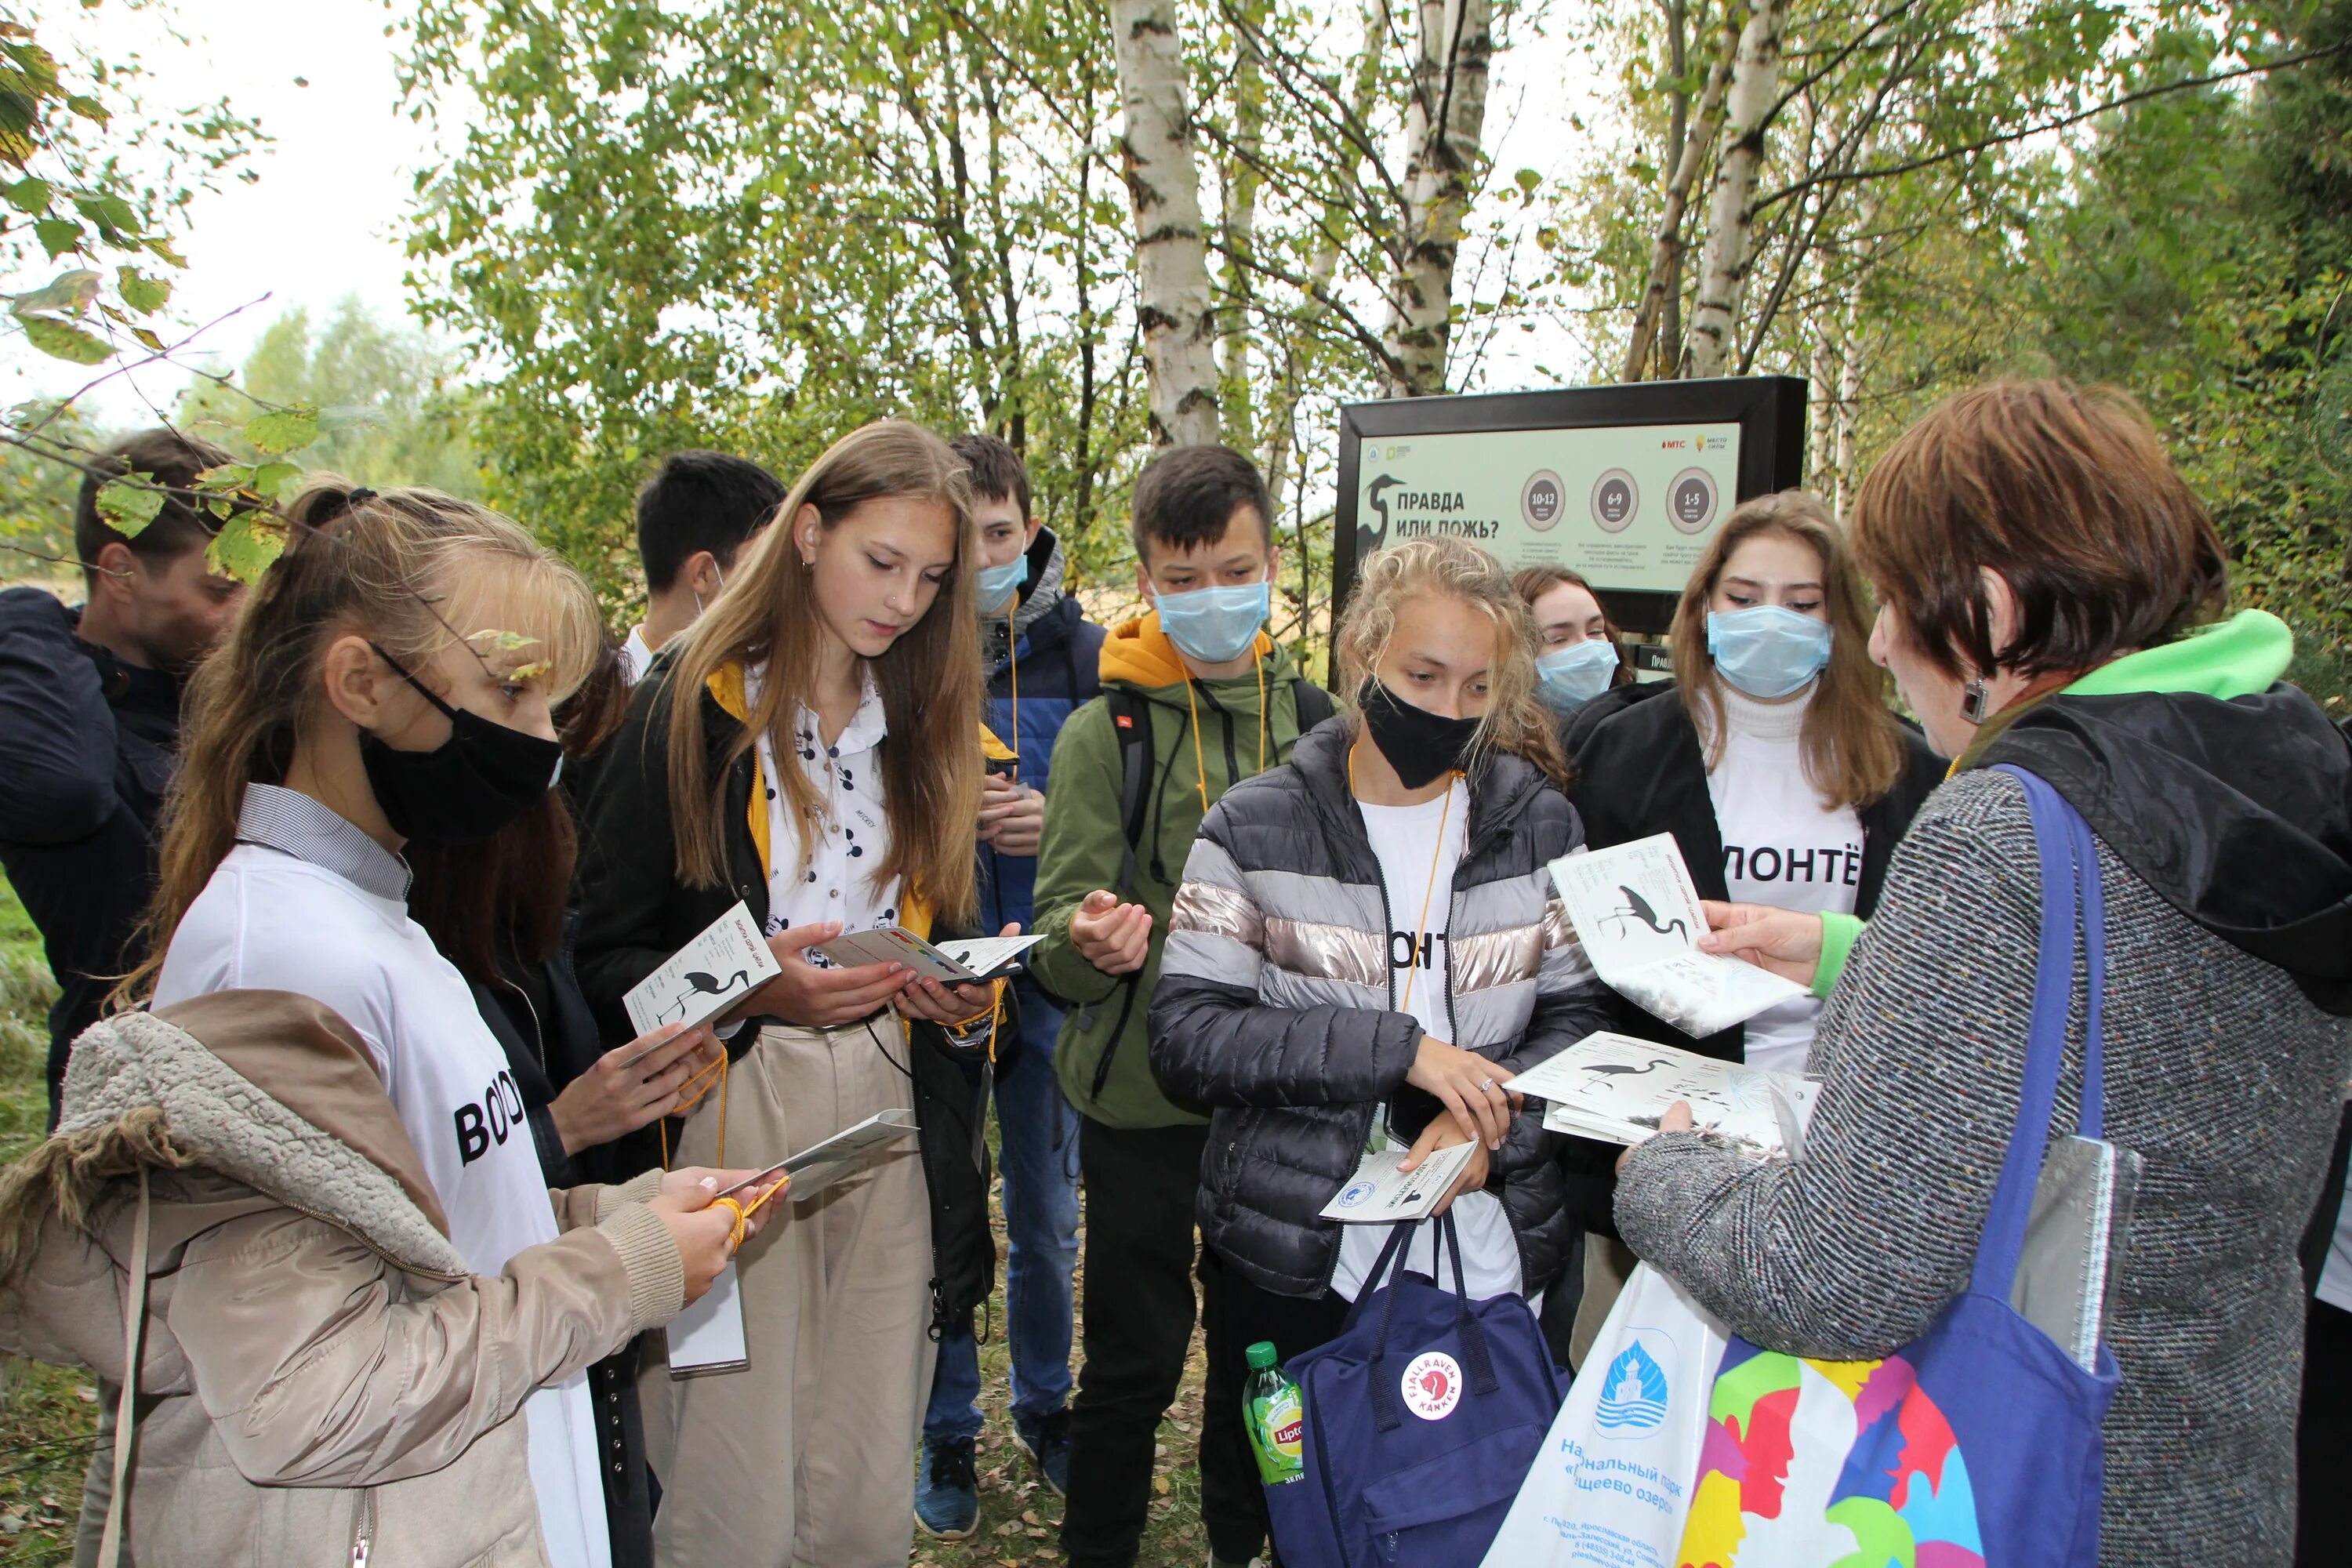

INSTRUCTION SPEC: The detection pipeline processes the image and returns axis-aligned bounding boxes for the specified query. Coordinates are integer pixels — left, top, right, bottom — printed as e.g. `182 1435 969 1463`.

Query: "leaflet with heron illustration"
1548 833 1807 1037
622 901 783 1040
1512 1031 1820 1160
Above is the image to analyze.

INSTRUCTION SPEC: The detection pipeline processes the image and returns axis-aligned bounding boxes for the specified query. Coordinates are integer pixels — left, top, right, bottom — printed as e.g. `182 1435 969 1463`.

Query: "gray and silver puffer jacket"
1150 718 1611 1298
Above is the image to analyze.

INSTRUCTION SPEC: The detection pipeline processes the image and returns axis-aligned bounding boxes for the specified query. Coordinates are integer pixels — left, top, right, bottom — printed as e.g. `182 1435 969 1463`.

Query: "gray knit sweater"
1616 768 2352 1566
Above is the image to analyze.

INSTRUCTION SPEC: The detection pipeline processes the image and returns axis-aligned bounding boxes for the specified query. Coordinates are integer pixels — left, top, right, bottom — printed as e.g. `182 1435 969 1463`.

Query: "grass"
0 874 1214 1566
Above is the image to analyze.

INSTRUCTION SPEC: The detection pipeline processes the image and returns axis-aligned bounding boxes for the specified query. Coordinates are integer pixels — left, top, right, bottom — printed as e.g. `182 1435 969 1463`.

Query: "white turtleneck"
1701 680 1864 1076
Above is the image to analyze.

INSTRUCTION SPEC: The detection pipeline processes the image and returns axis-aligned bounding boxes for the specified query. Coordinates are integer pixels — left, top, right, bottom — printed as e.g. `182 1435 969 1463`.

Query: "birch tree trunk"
1380 0 1495 397
1259 0 1388 519
1809 314 1838 486
1682 0 1789 379
1835 289 1864 515
1111 0 1221 445
1219 20 1268 458
1619 5 1740 383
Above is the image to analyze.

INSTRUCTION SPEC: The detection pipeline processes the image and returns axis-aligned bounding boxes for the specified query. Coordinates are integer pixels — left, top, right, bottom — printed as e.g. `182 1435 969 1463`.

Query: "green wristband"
1813 912 1864 1000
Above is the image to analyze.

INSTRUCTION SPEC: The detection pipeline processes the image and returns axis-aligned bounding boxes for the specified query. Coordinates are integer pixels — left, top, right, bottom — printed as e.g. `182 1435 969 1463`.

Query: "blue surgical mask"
976 554 1028 609
1706 605 1834 699
1153 579 1270 664
1534 641 1620 713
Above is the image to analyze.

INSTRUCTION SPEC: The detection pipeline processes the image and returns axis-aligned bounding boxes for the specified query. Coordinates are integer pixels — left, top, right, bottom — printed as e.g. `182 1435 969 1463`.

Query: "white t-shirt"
744 663 904 949
1703 683 1864 1076
153 786 609 1568
618 623 655 685
1332 779 1525 1303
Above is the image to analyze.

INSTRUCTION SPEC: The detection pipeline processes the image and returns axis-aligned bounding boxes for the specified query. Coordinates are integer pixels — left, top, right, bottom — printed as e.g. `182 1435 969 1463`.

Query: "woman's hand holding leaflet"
1697 899 1825 988
648 1167 773 1302
897 923 1019 1024
1396 1108 1491 1216
1615 1101 1695 1175
551 1022 720 1155
727 920 923 1028
1404 1034 1519 1150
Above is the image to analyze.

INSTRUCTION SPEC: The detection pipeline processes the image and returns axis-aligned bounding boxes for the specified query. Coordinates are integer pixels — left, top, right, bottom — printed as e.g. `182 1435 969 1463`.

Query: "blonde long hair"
1334 536 1570 786
1668 490 1905 808
121 481 601 1004
662 420 983 924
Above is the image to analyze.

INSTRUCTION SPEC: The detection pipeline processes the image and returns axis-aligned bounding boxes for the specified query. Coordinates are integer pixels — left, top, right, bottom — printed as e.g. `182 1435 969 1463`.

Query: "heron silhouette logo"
1601 883 1690 943
1360 472 1404 561
658 967 752 1025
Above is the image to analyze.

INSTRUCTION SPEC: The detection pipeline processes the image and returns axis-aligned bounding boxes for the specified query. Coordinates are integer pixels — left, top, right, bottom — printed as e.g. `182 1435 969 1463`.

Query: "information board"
1334 377 1806 633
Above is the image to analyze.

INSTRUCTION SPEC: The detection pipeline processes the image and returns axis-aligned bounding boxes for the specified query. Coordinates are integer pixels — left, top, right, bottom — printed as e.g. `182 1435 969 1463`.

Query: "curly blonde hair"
1334 536 1569 786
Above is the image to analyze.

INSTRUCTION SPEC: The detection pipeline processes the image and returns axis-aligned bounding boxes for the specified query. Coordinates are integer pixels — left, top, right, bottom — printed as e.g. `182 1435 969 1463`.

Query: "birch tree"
1683 0 1788 376
1111 0 1221 445
1381 0 1498 396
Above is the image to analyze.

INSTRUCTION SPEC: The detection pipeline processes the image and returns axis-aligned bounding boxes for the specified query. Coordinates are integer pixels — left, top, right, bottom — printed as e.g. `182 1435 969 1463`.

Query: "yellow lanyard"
1181 648 1269 813
1348 744 1461 1016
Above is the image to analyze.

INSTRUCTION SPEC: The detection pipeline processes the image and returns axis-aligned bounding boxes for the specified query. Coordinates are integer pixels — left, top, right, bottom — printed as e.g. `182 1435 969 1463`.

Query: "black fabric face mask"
358 643 564 849
1358 679 1481 790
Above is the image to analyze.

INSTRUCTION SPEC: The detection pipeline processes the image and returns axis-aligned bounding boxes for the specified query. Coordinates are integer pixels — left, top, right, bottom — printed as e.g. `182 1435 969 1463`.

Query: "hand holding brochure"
622 901 783 1037
815 927 1043 985
1548 834 1807 1036
1511 1031 1820 1160
1319 1140 1481 1224
720 1108 919 1206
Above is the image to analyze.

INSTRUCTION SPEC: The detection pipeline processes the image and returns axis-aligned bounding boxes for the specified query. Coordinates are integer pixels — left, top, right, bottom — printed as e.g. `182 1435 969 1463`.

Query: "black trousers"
1063 1119 1218 1566
1197 1245 1353 1564
2297 1297 2350 1568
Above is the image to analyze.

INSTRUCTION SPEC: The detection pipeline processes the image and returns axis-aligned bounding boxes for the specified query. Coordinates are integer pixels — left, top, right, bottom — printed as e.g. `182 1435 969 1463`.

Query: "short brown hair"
1849 379 2229 681
1670 490 1907 810
951 433 1033 521
1130 445 1272 564
73 427 235 584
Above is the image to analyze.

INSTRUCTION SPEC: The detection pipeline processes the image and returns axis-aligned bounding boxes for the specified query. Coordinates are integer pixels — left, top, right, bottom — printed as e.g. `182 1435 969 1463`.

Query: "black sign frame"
1333 375 1808 633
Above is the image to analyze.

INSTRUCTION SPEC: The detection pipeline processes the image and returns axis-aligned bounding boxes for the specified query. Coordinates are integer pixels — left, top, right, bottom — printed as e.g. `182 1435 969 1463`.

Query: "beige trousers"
642 1017 934 1568
1568 1232 1640 1373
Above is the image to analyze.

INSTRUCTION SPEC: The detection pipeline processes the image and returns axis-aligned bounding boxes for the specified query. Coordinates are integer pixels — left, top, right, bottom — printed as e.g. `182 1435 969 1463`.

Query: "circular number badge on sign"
1400 1350 1465 1421
1590 470 1638 532
1667 466 1719 534
1521 470 1564 531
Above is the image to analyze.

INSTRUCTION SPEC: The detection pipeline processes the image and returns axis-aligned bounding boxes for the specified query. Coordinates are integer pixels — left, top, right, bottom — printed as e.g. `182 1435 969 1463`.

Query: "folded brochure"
667 1109 920 1376
815 927 1044 985
1512 1032 1820 1160
622 901 782 1039
1319 1139 1481 1224
1548 834 1808 1037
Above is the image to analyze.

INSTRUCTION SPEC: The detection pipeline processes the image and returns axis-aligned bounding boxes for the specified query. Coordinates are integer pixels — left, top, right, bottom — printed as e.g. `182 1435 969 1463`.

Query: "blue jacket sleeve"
0 590 116 844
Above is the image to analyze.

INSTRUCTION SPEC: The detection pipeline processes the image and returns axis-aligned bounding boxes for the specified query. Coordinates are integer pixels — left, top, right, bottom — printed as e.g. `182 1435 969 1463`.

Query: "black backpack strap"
1107 688 1154 901
1290 677 1336 746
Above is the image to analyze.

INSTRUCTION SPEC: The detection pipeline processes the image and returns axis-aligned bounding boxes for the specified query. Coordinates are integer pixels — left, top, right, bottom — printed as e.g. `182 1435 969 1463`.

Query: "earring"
1960 677 1992 724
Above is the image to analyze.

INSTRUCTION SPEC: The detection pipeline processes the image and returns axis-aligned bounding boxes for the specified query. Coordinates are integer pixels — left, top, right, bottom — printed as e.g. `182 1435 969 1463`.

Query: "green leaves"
10 266 96 314
22 315 107 362
94 474 165 536
31 216 77 256
115 266 167 313
204 509 286 584
242 404 321 455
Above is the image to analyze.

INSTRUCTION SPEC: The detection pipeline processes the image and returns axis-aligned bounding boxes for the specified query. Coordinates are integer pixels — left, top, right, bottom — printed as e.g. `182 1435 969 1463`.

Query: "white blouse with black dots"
743 662 903 955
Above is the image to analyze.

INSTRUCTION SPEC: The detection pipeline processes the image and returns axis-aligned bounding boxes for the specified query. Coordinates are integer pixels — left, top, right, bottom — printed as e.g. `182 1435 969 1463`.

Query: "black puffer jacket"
1149 719 1613 1298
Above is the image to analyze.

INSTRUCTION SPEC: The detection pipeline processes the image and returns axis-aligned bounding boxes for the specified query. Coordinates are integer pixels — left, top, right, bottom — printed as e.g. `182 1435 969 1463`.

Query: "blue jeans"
924 974 1081 1443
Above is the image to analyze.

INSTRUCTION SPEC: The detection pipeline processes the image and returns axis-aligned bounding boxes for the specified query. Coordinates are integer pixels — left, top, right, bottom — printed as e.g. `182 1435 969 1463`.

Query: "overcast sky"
5 0 1605 424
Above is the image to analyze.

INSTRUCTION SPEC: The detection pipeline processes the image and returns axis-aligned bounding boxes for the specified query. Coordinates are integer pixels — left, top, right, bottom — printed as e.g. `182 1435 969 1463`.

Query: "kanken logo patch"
1400 1350 1463 1421
1594 1333 1671 1433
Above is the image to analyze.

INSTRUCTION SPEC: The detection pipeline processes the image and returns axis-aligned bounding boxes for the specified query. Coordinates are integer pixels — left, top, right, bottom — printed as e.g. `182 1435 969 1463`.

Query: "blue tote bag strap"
1973 765 2108 1298
1365 1212 1501 1432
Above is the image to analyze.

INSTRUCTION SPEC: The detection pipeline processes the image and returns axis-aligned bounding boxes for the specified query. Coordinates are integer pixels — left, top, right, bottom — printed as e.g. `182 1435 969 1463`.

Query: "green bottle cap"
1246 1341 1279 1370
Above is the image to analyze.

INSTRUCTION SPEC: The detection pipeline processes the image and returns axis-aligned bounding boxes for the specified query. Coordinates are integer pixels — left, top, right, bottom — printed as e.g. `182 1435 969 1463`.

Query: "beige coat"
0 991 684 1567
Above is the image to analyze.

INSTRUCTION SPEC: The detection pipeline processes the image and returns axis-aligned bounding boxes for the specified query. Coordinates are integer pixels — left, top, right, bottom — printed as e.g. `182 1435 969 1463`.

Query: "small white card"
1319 1139 1481 1224
1513 1031 1820 1160
720 1109 920 1207
815 927 1043 985
622 902 782 1038
666 1261 748 1377
1548 835 1809 1037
